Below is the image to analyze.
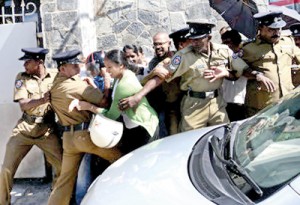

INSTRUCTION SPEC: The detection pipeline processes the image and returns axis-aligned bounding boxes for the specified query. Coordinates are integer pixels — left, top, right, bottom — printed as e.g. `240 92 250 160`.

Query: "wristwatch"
252 70 263 77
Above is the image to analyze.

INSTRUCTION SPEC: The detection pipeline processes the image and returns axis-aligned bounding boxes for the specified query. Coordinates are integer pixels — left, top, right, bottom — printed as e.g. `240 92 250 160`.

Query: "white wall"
0 22 46 178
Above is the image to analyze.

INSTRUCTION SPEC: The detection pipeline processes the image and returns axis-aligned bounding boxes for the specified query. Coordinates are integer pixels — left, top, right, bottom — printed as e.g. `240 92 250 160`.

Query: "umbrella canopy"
209 0 259 39
267 5 300 30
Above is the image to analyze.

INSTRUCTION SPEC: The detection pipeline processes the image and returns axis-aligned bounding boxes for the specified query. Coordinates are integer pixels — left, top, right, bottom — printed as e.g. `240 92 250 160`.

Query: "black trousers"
118 123 159 155
226 103 246 122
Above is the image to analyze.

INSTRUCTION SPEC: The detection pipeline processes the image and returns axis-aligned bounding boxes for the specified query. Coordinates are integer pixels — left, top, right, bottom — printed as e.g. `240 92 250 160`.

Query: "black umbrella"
209 0 259 39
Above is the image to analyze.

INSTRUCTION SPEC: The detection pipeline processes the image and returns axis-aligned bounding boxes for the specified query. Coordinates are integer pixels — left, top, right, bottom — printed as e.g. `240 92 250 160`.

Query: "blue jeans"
75 154 110 204
75 154 93 204
158 111 168 138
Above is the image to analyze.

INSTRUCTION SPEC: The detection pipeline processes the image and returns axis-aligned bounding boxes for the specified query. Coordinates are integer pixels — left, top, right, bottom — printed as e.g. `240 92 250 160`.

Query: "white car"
81 90 300 205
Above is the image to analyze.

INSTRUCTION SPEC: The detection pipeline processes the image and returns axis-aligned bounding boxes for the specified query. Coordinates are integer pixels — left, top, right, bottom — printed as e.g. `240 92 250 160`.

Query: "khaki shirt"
242 36 300 109
50 74 103 126
166 43 248 92
14 68 57 116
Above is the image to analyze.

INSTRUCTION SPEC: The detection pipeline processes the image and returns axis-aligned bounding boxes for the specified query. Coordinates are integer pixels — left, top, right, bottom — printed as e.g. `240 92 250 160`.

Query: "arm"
119 76 163 111
68 99 102 114
19 91 50 111
243 68 276 92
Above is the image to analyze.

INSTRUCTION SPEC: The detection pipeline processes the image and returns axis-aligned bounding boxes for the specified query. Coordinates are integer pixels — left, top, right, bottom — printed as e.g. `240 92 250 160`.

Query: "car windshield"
233 91 300 190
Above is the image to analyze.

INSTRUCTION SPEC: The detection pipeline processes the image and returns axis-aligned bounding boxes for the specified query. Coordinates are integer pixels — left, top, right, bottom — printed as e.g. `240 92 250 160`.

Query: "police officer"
165 20 247 131
119 20 248 132
290 23 300 47
0 48 62 205
289 23 300 87
242 11 300 117
47 50 122 205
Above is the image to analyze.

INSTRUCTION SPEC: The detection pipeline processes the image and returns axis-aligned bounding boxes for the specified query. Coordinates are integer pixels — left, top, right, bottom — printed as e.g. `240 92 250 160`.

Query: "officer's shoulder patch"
232 53 238 59
172 55 181 66
214 43 228 50
15 80 23 89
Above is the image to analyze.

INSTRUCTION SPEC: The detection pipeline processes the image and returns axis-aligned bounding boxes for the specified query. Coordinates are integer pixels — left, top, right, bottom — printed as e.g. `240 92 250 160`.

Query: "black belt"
63 122 90 132
186 90 218 99
22 113 44 124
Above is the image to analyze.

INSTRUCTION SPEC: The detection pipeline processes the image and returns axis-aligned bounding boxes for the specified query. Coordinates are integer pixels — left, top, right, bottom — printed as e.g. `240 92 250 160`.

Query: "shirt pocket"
280 46 293 59
189 61 207 77
25 82 40 99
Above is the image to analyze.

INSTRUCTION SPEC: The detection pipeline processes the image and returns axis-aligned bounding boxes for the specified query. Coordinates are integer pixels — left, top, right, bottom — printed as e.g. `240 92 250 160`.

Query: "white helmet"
89 114 123 148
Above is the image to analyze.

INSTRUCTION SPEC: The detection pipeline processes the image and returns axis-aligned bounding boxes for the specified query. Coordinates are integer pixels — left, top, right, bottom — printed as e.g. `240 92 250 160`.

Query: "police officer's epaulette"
281 35 294 43
20 72 30 77
178 45 193 55
241 38 255 47
212 42 228 50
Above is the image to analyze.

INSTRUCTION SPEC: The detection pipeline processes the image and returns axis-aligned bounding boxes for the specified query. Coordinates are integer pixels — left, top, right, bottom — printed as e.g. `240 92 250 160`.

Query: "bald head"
152 32 171 59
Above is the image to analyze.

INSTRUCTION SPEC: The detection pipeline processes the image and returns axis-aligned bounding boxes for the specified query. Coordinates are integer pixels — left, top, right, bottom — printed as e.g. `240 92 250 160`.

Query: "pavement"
11 178 51 205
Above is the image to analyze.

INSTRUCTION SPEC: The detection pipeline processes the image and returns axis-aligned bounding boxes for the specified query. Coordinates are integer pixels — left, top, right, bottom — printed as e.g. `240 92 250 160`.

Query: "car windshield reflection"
233 91 300 194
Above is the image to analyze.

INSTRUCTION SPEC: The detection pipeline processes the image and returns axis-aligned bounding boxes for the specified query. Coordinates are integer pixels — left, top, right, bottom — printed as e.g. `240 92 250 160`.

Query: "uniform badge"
172 56 181 65
232 53 238 59
15 80 23 89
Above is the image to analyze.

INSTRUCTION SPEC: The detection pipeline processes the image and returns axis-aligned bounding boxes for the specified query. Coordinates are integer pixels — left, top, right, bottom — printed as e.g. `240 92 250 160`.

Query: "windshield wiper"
209 135 263 197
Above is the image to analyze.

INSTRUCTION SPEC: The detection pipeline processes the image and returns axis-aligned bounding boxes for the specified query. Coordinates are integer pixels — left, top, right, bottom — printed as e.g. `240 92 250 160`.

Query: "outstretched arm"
68 99 102 114
118 76 163 111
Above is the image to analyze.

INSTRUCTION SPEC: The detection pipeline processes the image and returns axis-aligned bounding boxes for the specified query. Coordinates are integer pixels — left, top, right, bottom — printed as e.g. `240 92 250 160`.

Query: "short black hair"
122 44 139 55
221 29 242 46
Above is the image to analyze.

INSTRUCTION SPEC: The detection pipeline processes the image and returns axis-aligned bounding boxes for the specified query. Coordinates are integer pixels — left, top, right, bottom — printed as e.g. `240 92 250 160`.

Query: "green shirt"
103 70 159 137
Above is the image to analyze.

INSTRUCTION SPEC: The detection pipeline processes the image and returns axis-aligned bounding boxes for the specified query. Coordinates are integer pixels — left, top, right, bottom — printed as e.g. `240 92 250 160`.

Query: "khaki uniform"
47 74 122 205
242 36 300 116
0 69 62 205
166 43 248 132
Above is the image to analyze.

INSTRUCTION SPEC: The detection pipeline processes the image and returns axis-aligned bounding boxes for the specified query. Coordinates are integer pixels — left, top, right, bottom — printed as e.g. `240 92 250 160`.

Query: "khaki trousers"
179 95 229 132
0 129 62 205
47 130 122 205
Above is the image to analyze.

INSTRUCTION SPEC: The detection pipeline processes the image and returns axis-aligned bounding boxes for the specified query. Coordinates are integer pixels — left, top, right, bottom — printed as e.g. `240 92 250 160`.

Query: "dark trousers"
226 103 246 122
118 124 159 155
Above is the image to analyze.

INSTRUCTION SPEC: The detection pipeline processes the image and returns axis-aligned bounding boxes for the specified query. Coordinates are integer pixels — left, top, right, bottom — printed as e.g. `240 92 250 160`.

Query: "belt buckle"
206 91 215 99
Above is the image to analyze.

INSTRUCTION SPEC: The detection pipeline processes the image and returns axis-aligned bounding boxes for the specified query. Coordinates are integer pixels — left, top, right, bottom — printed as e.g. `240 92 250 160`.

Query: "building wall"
0 0 267 64
40 0 232 64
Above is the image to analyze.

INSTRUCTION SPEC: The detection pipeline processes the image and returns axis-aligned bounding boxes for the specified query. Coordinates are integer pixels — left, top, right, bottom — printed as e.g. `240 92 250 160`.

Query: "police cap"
19 47 49 61
186 19 215 39
169 27 189 41
52 49 82 66
290 23 300 37
254 11 286 28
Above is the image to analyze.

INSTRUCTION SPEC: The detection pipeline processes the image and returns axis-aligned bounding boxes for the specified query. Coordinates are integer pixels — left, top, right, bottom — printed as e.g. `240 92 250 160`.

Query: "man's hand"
152 65 171 79
42 91 51 103
68 99 93 112
204 66 229 82
118 94 142 111
82 77 97 88
256 74 276 92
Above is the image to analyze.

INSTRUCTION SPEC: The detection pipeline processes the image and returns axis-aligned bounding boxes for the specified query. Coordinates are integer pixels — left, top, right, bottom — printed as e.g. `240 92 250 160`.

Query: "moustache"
271 35 280 39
